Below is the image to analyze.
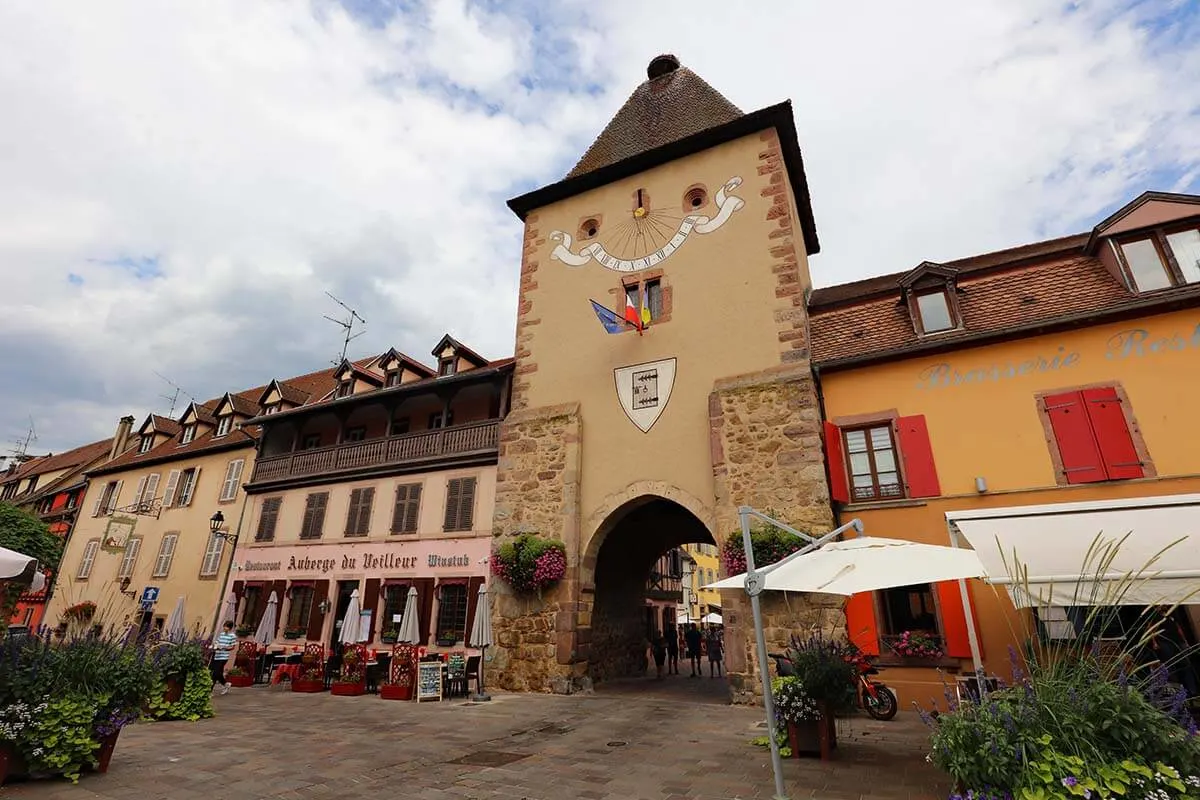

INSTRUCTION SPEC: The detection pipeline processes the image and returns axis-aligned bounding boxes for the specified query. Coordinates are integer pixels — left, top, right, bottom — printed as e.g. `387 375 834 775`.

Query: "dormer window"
914 290 955 333
385 369 400 387
438 358 456 377
180 424 196 445
335 380 352 398
1117 227 1200 292
264 403 280 415
139 435 153 454
215 416 233 437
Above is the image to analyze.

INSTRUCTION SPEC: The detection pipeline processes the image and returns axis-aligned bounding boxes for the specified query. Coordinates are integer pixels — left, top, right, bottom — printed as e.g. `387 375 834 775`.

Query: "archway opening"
587 496 721 694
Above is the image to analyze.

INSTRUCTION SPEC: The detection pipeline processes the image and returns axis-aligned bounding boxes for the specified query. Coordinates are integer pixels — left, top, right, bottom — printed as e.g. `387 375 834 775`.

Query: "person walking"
650 633 667 680
665 623 679 675
706 628 724 678
684 623 702 677
210 620 237 695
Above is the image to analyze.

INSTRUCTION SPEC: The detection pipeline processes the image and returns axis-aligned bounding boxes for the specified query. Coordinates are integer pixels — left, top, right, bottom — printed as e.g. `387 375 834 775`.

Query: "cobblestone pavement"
6 676 948 800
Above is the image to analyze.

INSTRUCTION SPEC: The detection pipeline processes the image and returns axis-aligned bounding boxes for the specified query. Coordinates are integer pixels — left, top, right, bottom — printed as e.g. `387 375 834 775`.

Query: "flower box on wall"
436 638 458 648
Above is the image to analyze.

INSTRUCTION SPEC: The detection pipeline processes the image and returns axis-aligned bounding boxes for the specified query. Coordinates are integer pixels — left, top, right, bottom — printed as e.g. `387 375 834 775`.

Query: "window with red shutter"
1042 387 1144 484
935 581 983 660
896 415 940 498
845 592 880 655
823 421 850 504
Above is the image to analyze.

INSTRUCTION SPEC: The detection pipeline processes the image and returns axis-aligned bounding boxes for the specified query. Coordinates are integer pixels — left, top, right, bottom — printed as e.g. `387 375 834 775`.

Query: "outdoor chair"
465 655 481 695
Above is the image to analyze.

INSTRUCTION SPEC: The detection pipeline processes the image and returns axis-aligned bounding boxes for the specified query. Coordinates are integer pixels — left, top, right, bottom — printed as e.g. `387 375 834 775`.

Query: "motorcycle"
768 651 898 721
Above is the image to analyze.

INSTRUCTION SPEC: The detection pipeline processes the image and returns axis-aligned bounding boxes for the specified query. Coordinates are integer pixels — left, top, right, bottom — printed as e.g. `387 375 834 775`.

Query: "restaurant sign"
241 551 470 574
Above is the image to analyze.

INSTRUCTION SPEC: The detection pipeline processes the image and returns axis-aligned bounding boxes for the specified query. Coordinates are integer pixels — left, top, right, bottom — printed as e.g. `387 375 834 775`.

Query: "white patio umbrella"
396 586 421 644
0 546 37 581
164 596 186 641
467 582 493 701
339 589 361 644
29 571 45 593
254 591 278 646
706 536 986 594
221 591 238 628
676 611 691 625
702 612 723 625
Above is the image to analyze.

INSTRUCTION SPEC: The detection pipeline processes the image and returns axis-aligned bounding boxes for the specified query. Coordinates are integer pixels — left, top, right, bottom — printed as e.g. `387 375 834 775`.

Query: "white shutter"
200 533 224 576
162 470 180 508
77 541 100 579
153 533 178 577
106 480 123 514
118 537 141 578
220 459 244 502
179 468 200 507
145 473 161 501
91 484 106 517
132 477 147 506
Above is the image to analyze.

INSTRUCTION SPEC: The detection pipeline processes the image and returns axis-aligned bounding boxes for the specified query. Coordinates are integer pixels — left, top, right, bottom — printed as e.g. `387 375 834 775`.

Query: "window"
180 424 196 445
199 533 225 577
219 459 245 502
1040 386 1146 485
24 476 37 494
385 370 400 387
162 469 181 508
302 434 321 450
390 483 422 534
138 435 153 454
1118 227 1200 291
77 540 100 580
436 583 468 643
215 416 233 437
255 497 282 542
118 536 142 579
264 403 280 415
136 473 160 507
625 278 664 323
429 411 454 429
843 425 903 501
299 492 329 539
344 427 366 442
438 357 456 377
381 585 409 633
880 583 938 635
825 416 940 504
241 585 264 628
286 586 314 630
152 533 178 578
91 479 123 517
389 417 411 436
915 291 955 333
344 487 375 537
443 477 476 532
176 468 199 507
336 380 352 398
1035 606 1078 641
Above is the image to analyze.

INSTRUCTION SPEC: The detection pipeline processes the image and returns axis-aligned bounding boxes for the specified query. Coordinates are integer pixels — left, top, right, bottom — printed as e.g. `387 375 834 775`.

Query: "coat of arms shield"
613 358 677 433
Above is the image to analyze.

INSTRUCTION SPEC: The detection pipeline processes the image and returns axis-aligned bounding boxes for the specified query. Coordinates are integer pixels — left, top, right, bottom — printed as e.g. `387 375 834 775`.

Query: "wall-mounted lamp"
317 599 332 615
974 477 988 493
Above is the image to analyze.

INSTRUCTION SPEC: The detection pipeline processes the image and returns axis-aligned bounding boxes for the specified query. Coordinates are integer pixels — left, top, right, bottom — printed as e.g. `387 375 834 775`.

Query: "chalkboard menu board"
416 661 442 703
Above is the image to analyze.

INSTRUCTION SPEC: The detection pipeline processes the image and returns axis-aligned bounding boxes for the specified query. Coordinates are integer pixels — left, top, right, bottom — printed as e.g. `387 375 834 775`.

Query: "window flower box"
226 666 255 688
283 627 305 640
290 677 325 693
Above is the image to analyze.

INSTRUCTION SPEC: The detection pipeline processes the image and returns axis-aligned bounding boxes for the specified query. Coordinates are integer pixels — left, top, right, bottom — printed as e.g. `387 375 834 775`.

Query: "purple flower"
1062 777 1078 788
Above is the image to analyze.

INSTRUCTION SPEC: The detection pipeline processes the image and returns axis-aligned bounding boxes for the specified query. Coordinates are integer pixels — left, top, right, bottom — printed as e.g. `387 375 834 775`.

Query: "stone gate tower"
489 55 839 700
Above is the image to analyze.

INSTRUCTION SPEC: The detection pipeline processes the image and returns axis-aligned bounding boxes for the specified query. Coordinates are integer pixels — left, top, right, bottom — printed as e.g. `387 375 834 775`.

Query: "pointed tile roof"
567 55 744 179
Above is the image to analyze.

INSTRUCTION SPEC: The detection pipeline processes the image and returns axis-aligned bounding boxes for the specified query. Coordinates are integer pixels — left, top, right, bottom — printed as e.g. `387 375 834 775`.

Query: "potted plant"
144 639 216 722
225 665 254 688
380 629 399 645
785 634 858 760
772 676 823 758
235 624 253 638
61 601 97 623
436 630 459 647
283 626 305 640
290 648 325 693
491 533 567 596
888 630 944 661
380 644 416 701
330 647 367 696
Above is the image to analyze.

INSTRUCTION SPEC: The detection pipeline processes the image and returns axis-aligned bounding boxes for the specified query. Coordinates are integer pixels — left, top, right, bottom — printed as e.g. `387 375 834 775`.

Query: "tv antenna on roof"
5 417 38 469
324 292 367 365
153 372 194 418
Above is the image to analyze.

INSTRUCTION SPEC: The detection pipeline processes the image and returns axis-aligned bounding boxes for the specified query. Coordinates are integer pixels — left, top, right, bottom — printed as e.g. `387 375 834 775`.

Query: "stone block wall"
488 402 583 692
707 363 841 704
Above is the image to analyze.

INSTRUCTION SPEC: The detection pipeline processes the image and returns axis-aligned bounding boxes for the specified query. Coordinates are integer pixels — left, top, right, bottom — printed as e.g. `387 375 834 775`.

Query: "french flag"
624 293 643 331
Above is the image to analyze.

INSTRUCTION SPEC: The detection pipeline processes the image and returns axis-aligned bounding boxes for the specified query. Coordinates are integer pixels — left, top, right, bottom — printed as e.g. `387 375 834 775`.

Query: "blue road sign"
141 586 160 604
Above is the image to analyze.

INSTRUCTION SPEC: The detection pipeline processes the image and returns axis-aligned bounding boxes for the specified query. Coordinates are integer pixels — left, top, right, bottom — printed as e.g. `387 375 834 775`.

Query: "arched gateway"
487 56 841 701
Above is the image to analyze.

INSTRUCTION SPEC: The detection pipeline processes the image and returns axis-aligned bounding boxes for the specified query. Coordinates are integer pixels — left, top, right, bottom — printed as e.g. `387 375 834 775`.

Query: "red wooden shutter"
935 580 982 659
1043 391 1105 484
270 580 287 639
823 421 850 504
463 576 486 645
845 592 880 655
896 415 941 498
414 577 435 647
306 579 329 641
1081 387 1143 480
362 578 381 643
231 580 244 600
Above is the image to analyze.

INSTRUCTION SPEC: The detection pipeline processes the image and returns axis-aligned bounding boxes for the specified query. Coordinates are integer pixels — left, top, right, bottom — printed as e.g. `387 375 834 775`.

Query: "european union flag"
590 299 625 334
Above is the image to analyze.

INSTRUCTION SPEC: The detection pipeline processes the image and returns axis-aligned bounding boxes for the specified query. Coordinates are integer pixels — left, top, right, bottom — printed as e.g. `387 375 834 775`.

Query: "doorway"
330 580 359 649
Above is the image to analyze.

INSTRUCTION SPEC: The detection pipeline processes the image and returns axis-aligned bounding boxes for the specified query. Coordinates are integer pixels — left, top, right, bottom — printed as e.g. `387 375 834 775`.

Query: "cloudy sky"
2 0 1198 456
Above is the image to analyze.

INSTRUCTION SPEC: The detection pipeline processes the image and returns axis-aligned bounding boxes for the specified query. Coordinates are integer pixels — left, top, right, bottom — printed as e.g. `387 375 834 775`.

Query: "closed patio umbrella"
397 586 421 644
0 546 37 581
164 596 186 641
339 589 361 644
254 591 278 646
467 582 493 701
221 591 238 628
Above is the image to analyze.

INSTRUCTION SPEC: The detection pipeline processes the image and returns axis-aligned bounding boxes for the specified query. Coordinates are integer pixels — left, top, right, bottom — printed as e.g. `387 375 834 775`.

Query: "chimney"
110 415 135 461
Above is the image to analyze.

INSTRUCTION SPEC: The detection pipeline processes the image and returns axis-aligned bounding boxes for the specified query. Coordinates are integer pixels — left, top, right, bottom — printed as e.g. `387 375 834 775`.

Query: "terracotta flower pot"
1 743 28 785
227 674 255 688
787 721 821 758
94 730 121 774
330 681 366 697
291 678 326 693
163 676 185 705
379 684 412 701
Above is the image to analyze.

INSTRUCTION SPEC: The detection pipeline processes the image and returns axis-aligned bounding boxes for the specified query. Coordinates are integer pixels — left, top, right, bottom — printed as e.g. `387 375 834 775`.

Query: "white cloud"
0 0 1197 454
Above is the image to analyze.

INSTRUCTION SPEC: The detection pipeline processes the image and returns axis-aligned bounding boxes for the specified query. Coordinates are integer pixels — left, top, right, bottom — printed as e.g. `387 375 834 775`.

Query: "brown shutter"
301 492 328 539
443 479 461 531
306 579 329 641
270 580 287 639
232 580 245 600
256 497 281 541
345 489 364 536
355 487 375 535
390 485 407 532
458 478 476 530
463 576 486 645
362 578 381 643
404 484 421 532
414 577 435 647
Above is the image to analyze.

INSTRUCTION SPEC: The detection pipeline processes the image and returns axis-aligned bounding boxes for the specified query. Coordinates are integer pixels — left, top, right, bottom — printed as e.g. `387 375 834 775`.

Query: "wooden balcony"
248 420 500 486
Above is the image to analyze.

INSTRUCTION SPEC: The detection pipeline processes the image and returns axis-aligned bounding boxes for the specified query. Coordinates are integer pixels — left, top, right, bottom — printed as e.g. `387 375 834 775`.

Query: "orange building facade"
810 191 1200 704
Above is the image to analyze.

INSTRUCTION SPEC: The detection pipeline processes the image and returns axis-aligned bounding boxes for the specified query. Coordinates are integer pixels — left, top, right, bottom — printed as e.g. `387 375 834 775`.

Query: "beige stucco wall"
45 445 258 636
517 131 812 543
